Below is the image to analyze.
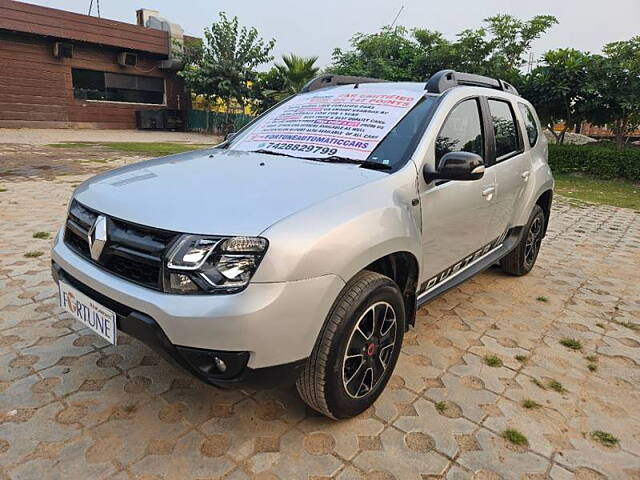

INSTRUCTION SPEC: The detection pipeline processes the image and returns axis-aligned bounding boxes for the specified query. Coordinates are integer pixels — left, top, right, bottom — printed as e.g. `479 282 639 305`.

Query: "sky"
27 0 640 68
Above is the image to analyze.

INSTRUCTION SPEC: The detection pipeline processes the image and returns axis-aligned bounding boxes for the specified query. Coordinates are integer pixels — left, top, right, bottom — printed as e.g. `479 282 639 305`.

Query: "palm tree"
275 54 320 95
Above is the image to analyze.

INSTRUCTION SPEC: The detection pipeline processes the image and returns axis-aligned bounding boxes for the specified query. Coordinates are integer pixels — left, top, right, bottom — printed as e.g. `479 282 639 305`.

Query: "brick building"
0 0 191 129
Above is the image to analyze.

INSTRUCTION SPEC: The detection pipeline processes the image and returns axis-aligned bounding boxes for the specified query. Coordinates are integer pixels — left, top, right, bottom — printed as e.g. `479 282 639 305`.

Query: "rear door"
482 97 528 241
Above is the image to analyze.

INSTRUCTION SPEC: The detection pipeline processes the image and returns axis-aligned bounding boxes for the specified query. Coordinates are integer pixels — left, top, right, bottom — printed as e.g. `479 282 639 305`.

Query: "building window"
72 69 165 104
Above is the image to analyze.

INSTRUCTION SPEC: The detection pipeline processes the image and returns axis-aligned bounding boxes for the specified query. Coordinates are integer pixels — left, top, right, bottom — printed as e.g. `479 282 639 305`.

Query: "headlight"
165 235 268 294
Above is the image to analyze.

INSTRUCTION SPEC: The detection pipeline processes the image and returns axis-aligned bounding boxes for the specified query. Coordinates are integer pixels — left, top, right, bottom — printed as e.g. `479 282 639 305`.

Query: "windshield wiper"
250 149 303 159
250 151 392 171
305 156 392 171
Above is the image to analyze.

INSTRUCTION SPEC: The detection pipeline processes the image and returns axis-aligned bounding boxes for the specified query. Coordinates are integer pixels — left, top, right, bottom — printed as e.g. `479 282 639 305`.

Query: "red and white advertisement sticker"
232 89 424 160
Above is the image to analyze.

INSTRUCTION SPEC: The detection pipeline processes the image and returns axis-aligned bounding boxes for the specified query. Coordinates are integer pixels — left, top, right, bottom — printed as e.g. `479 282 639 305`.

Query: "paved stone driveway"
1 154 640 479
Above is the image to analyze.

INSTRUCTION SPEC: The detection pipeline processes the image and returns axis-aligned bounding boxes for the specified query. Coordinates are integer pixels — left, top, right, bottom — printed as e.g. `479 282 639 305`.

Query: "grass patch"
515 354 528 363
0 187 7 192
536 296 549 302
559 338 583 351
48 142 215 157
547 379 565 393
532 378 546 389
554 173 640 210
435 401 447 414
595 322 605 329
586 354 598 372
521 399 542 409
47 142 92 148
32 231 50 239
103 142 214 156
24 250 44 258
483 354 503 368
613 320 640 331
501 429 529 446
590 430 619 447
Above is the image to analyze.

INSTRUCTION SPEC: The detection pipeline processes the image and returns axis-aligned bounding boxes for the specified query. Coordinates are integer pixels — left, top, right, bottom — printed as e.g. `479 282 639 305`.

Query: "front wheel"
296 270 405 419
500 204 545 276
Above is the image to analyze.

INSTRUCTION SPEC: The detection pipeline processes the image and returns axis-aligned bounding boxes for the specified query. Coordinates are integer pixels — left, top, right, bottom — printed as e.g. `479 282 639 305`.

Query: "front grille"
63 200 179 290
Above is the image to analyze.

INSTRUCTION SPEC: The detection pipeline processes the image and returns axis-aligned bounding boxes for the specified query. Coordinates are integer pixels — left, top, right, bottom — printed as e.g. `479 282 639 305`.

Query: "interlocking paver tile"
165 429 235 479
484 397 571 458
352 427 449 479
260 429 342 479
394 398 476 458
449 352 517 394
1 151 639 479
394 351 443 392
555 435 640 479
456 429 550 478
298 408 384 460
199 397 290 463
425 372 499 423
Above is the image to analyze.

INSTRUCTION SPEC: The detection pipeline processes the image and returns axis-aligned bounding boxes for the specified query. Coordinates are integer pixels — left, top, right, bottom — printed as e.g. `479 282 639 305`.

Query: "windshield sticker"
232 89 424 160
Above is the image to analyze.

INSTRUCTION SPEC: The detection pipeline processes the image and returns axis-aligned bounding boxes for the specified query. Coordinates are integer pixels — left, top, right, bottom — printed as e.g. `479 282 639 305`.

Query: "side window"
518 103 539 147
435 98 484 168
488 99 519 160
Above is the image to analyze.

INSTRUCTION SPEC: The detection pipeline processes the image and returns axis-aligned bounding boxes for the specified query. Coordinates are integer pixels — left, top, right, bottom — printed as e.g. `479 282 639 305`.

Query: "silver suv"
52 70 554 419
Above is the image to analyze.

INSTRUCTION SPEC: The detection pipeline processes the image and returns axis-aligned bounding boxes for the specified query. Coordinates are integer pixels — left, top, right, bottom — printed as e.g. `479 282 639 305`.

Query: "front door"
419 97 497 288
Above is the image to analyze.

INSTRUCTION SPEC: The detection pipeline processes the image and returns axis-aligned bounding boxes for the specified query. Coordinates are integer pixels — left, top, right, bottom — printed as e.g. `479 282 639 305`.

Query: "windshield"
228 88 438 170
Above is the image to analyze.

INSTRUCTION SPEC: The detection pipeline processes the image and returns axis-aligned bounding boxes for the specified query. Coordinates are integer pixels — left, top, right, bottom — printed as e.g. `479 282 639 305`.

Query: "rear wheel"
296 270 405 419
500 204 545 276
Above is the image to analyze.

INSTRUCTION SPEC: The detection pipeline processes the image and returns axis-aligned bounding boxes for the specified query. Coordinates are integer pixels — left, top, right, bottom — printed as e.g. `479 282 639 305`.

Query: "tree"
275 54 320 94
412 28 495 78
581 37 640 150
484 14 558 73
329 15 557 85
330 26 420 81
178 12 275 120
250 67 288 114
521 49 590 144
250 54 320 111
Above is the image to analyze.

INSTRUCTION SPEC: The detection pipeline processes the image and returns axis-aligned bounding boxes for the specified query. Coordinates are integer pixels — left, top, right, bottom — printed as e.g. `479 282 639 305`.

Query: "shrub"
548 143 640 182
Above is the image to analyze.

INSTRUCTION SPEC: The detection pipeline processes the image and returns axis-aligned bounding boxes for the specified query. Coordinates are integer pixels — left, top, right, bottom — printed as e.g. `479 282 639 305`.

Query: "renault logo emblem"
87 215 107 261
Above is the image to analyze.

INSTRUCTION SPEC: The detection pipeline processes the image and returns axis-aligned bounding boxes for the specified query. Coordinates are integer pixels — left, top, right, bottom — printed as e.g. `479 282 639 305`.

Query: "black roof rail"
301 74 389 93
425 69 519 96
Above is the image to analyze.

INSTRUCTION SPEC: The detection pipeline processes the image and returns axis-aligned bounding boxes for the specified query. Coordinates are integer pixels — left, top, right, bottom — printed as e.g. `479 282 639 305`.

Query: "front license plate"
59 281 117 345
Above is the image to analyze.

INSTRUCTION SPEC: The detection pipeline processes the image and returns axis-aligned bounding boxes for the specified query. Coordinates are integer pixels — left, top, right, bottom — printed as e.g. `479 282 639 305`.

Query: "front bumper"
52 230 345 387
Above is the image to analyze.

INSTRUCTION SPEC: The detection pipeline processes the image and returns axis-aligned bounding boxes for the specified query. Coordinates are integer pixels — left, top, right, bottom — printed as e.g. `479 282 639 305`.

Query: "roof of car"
302 70 519 97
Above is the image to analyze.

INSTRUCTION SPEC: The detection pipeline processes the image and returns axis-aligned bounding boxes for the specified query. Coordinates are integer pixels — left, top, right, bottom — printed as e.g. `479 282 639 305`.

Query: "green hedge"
548 144 640 182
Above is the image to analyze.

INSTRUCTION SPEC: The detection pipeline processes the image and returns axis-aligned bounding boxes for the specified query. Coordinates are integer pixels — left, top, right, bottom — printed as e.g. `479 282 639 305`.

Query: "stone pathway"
1 158 639 479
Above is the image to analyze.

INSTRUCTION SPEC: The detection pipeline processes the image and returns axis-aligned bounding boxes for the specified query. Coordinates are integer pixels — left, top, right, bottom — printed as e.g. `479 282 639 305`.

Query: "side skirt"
416 227 523 308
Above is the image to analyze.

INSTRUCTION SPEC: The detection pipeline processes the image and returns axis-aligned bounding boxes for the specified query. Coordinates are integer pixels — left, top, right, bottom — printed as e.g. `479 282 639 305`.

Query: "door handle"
482 186 496 197
522 170 530 182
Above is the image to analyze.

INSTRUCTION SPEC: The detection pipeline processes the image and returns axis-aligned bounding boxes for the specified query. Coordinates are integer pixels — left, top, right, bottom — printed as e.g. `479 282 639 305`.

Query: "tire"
500 204 545 276
296 270 406 419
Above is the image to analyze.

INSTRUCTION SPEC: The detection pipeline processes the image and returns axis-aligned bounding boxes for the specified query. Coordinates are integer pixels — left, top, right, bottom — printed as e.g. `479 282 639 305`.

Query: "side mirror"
225 132 236 142
423 151 485 183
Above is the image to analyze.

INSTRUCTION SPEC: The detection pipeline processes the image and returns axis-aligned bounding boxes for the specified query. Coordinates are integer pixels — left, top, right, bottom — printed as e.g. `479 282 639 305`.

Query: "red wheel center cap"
367 343 376 356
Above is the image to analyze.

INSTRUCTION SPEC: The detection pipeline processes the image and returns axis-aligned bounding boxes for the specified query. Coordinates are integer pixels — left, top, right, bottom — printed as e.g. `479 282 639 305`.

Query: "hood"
74 149 385 236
